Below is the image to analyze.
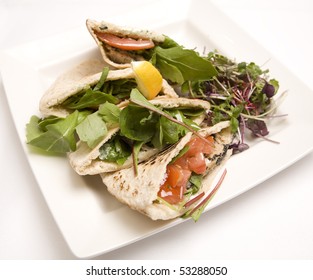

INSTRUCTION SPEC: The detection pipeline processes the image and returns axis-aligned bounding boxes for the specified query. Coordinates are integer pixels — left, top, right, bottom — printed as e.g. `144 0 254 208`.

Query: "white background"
0 0 313 260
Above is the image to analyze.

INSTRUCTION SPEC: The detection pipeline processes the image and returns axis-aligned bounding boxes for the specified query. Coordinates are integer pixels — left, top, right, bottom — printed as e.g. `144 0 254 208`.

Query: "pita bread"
86 19 165 69
68 97 211 175
100 121 233 220
39 59 177 118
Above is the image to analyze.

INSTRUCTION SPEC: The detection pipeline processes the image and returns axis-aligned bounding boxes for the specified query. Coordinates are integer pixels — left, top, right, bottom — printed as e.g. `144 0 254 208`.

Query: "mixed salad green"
26 43 282 156
180 51 283 153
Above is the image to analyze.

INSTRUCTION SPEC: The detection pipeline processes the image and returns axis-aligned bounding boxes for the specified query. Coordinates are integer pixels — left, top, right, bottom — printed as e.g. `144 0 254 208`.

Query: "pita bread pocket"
101 121 233 220
39 59 177 118
68 96 211 175
86 19 166 69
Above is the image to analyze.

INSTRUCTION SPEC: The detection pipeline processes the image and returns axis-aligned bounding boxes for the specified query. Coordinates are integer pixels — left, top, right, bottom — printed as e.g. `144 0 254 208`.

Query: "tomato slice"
94 31 155 51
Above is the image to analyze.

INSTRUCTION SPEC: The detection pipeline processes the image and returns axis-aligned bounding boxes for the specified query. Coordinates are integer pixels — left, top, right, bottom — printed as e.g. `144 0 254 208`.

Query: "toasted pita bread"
68 97 211 175
39 59 177 118
100 121 233 220
86 19 165 69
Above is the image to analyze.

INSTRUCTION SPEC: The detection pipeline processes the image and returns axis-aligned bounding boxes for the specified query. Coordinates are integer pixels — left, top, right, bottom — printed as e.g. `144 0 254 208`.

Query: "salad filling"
100 121 233 221
67 89 212 175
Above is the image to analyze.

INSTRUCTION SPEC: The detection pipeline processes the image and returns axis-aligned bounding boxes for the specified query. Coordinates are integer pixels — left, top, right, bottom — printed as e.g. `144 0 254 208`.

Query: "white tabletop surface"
1 0 313 260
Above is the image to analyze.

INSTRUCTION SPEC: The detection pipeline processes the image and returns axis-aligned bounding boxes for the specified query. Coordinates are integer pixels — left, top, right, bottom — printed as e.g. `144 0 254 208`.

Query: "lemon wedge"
131 61 163 100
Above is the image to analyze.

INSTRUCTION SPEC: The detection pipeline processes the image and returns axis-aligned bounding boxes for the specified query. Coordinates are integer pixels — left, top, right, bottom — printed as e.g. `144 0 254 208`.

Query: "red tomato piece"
185 136 214 157
176 168 192 188
158 166 191 204
202 135 215 154
173 155 189 170
158 185 184 205
158 135 215 205
184 137 204 157
187 153 207 174
166 165 184 188
95 32 155 51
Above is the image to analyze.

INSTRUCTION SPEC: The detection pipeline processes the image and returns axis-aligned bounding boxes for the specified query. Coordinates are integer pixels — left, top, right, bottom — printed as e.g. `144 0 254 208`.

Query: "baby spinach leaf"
156 59 184 84
119 105 158 142
155 46 218 84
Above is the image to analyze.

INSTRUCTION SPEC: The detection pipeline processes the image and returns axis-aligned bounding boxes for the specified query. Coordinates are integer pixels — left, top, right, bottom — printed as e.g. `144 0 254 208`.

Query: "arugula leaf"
182 169 227 222
98 102 121 126
26 115 45 142
132 141 145 175
188 174 203 195
151 113 185 148
37 115 62 130
99 135 131 164
101 79 137 99
26 110 82 153
93 67 109 91
62 88 119 110
160 111 187 144
129 89 211 146
75 112 107 148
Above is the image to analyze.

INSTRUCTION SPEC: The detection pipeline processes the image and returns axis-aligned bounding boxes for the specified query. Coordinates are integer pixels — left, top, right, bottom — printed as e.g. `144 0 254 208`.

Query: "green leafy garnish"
182 169 227 222
93 66 109 91
183 51 284 153
26 110 86 153
61 67 136 111
98 102 121 127
120 105 158 142
129 89 211 146
62 88 119 110
154 46 218 84
99 135 131 165
132 141 145 176
75 112 107 148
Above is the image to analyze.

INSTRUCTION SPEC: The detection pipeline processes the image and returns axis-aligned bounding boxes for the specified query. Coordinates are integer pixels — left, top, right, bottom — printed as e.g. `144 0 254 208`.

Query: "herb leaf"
98 102 121 126
129 89 212 146
93 67 109 91
155 46 218 84
26 110 82 153
99 135 131 164
75 112 107 148
62 88 120 110
119 105 158 142
185 51 282 152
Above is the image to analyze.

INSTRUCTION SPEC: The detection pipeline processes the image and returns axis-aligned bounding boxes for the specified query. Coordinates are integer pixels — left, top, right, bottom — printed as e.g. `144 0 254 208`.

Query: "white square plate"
1 0 313 258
